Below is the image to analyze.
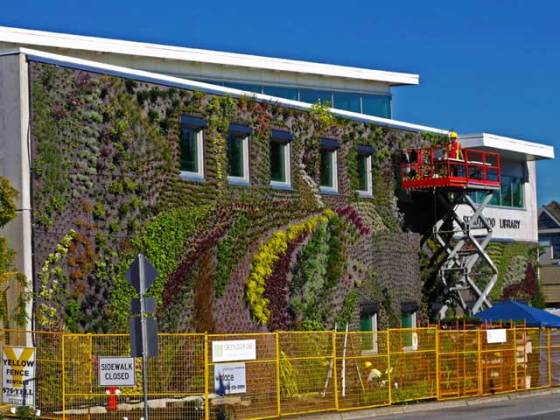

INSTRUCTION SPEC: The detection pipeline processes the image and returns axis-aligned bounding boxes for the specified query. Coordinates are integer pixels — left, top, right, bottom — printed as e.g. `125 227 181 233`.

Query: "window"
319 139 339 193
333 92 361 113
468 176 524 208
263 86 299 100
180 116 206 180
362 94 391 118
227 124 251 185
401 311 418 350
360 312 378 354
357 145 374 196
299 89 333 105
222 82 262 93
270 130 292 188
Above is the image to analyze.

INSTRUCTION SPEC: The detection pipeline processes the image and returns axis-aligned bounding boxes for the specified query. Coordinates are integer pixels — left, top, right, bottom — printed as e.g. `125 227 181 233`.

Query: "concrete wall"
0 53 33 329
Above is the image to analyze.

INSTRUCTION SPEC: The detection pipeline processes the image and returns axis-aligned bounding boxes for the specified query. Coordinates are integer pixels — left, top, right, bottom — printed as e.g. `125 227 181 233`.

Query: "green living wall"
29 62 445 333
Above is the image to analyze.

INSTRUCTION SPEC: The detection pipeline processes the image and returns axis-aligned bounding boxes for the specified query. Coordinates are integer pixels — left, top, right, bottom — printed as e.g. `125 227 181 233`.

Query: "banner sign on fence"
212 340 256 362
214 363 247 394
486 329 507 344
2 346 36 407
98 357 136 387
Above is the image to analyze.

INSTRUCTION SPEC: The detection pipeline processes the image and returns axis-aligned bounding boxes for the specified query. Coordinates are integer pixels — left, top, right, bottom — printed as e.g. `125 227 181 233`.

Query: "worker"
447 131 463 161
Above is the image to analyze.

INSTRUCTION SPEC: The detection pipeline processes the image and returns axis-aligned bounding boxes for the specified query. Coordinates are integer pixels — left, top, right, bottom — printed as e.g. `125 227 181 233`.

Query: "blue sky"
2 0 559 205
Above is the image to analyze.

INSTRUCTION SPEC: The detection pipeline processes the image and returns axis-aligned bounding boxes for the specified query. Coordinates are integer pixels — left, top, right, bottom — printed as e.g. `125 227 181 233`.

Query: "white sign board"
98 357 136 387
212 340 256 362
486 329 507 344
214 363 247 394
2 346 36 407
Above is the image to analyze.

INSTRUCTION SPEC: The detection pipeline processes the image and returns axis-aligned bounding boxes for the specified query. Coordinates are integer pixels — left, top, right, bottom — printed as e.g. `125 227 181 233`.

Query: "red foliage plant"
335 205 370 236
263 233 308 331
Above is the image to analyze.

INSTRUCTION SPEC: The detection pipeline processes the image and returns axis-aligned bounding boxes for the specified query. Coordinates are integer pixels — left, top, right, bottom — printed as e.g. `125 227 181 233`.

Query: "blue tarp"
475 301 560 328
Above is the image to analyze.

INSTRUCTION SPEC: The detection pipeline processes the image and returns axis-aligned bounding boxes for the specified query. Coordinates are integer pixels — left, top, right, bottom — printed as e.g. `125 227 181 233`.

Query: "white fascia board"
540 207 560 227
459 132 555 161
3 48 446 135
0 26 419 86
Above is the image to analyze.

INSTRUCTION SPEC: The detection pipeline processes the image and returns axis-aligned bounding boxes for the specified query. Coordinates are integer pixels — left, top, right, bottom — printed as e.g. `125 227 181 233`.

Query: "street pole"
139 254 149 420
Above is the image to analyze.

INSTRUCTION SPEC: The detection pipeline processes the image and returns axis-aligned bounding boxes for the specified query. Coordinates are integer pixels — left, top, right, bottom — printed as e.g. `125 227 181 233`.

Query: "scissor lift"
401 147 502 317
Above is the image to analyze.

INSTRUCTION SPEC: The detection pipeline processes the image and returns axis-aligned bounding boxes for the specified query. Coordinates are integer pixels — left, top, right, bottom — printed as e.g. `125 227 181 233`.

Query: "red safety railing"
401 147 500 190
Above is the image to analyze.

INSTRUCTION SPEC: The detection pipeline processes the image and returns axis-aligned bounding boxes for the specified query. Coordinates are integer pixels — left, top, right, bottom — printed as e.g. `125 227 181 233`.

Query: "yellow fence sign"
2 346 36 407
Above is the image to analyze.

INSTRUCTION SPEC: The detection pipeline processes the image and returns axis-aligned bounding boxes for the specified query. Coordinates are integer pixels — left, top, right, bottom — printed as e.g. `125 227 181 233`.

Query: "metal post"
331 331 339 410
387 330 392 405
89 333 92 419
61 333 66 420
513 324 518 391
435 326 440 400
139 254 149 420
204 333 209 420
477 328 483 396
275 332 281 417
548 329 552 387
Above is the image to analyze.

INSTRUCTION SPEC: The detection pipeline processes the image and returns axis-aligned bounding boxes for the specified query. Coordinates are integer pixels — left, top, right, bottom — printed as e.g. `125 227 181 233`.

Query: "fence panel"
63 333 205 420
388 328 437 403
480 328 516 395
335 331 390 411
437 329 481 400
207 333 276 420
278 331 335 416
514 328 549 391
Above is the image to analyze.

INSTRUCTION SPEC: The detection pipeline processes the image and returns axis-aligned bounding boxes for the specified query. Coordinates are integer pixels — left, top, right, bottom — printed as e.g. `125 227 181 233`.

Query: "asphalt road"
375 393 560 420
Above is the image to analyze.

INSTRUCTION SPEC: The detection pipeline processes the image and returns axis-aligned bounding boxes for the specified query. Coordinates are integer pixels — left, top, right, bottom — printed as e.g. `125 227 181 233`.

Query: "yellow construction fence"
0 327 559 419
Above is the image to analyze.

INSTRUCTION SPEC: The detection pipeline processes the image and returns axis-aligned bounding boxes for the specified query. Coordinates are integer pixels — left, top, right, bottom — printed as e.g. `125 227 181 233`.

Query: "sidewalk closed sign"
2 346 36 407
212 340 256 362
98 357 136 387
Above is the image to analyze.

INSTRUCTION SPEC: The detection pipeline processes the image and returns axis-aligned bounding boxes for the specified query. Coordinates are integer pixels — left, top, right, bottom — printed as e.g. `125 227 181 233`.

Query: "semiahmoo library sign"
463 215 521 230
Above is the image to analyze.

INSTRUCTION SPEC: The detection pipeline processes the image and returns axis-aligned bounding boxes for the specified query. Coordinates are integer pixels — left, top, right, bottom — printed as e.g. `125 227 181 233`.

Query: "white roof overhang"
459 133 554 161
0 26 419 86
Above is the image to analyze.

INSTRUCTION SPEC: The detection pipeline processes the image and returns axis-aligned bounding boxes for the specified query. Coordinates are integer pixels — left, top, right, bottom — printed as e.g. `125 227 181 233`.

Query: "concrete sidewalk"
295 388 560 419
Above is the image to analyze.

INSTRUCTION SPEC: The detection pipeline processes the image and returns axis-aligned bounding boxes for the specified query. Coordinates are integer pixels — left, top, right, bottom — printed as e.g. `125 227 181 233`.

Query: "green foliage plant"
216 213 250 297
0 177 29 329
247 210 333 325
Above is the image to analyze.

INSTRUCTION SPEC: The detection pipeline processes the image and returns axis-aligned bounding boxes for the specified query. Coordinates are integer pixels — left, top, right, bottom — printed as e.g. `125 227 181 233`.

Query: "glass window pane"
512 179 523 207
501 176 513 207
357 154 368 191
360 314 373 349
320 149 334 187
227 135 244 177
490 189 501 206
362 95 391 118
333 92 361 113
270 142 286 182
299 89 332 105
180 128 198 173
223 82 262 93
262 86 299 100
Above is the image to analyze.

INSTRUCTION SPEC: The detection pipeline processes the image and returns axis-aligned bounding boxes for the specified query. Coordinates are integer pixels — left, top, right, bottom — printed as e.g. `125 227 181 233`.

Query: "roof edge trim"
3 48 447 135
0 25 419 86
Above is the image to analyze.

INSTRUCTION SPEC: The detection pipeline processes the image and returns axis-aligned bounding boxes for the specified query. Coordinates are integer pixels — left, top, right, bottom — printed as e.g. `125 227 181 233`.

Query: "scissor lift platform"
401 146 502 317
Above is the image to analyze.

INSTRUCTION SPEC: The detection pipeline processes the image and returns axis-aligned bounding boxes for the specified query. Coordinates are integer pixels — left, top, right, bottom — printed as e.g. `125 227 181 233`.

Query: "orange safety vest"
447 140 463 160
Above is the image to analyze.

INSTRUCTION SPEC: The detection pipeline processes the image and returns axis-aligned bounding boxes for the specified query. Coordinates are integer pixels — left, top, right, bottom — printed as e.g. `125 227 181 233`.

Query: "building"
0 26 418 118
0 27 554 334
538 202 560 305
